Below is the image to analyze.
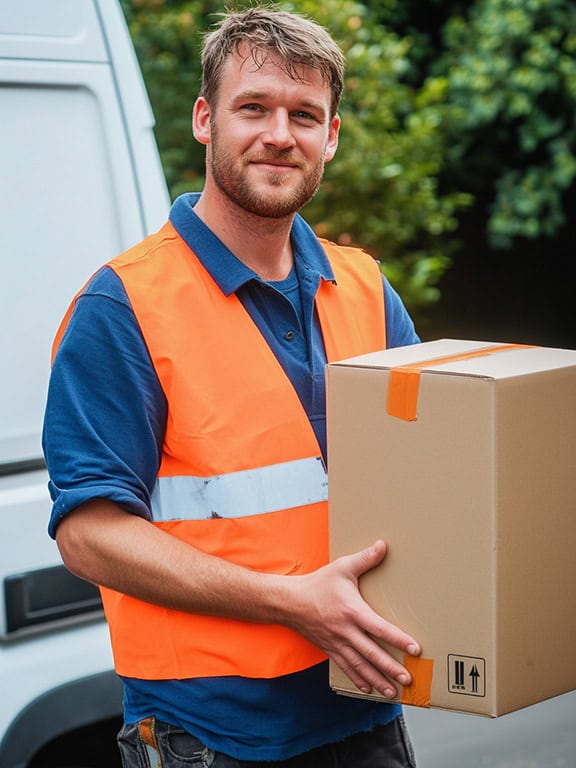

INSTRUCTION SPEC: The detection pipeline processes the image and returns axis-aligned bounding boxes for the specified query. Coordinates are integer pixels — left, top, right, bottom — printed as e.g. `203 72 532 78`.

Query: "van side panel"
0 1 170 763
0 65 144 464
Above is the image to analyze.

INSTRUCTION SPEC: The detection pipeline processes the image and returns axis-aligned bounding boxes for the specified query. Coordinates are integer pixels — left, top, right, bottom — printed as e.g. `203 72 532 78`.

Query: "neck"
193 184 295 281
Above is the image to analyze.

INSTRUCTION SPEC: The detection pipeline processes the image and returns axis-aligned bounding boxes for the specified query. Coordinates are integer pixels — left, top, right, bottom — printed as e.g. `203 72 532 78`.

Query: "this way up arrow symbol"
469 664 480 693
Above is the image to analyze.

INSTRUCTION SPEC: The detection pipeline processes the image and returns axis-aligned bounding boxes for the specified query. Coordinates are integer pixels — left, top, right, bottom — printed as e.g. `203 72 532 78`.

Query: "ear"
192 96 212 145
323 114 341 163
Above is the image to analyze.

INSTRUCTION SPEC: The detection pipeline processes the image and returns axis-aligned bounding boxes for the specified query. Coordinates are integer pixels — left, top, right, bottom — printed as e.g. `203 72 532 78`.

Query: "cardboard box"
327 339 576 716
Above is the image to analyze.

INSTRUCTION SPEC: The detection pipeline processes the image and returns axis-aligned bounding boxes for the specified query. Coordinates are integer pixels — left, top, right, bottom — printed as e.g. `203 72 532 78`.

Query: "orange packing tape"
386 343 536 421
400 655 434 708
387 367 421 421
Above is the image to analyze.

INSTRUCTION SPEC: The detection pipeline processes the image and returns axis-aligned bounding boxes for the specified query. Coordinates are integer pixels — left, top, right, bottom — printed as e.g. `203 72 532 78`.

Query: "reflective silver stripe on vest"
151 456 328 522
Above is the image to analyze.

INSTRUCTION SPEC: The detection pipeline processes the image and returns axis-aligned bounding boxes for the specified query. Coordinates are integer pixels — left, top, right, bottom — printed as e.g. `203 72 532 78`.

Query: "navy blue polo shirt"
43 193 420 761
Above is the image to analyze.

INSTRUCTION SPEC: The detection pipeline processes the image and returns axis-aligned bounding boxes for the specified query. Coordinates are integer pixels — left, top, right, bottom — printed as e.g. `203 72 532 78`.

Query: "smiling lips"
246 153 302 170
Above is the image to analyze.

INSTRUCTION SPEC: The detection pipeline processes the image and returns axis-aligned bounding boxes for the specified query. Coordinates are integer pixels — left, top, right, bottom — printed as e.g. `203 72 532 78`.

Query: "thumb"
349 539 388 579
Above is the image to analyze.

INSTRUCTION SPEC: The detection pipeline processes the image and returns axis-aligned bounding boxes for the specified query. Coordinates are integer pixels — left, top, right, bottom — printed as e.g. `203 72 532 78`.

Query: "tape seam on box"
387 343 536 421
400 655 434 707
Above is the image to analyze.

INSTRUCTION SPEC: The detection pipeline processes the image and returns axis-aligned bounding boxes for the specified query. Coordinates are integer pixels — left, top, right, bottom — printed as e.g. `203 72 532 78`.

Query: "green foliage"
120 0 469 311
120 0 576 317
436 0 576 248
290 0 470 308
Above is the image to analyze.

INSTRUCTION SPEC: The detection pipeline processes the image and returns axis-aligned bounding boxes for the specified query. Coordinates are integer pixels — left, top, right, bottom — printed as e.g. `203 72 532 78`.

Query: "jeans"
117 715 417 768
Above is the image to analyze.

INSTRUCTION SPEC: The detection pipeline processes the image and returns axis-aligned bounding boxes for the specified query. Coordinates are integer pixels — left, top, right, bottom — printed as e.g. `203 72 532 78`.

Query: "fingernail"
408 643 420 655
397 673 410 686
384 688 396 699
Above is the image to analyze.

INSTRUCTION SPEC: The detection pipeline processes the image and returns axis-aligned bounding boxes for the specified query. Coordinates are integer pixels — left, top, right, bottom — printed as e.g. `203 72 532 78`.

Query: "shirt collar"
169 193 336 296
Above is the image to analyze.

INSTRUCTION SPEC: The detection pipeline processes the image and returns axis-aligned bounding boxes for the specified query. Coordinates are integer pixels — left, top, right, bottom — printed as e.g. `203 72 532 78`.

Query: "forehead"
218 46 331 106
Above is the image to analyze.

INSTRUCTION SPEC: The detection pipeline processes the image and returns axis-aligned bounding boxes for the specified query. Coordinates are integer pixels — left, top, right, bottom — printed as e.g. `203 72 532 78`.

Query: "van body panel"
0 0 108 62
0 1 170 763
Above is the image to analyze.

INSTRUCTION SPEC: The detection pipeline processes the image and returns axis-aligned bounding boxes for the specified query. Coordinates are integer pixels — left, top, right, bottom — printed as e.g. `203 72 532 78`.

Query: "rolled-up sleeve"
43 267 167 539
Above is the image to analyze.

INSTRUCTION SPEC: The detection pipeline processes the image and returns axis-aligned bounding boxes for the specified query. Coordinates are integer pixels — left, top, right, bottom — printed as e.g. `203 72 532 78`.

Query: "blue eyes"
239 104 317 122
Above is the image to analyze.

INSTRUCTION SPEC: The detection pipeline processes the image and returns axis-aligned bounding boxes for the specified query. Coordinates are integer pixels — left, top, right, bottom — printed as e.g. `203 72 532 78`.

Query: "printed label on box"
448 654 486 697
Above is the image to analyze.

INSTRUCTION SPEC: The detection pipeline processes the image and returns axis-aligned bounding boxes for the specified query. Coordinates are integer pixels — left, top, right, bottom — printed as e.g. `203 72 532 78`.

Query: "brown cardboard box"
327 339 576 716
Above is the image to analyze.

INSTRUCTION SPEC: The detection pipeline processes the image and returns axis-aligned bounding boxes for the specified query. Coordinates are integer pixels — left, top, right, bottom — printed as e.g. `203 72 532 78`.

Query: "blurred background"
120 0 576 350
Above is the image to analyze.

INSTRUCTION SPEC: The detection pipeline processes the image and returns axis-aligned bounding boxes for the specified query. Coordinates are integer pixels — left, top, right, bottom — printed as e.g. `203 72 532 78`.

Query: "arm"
57 500 419 698
383 275 421 348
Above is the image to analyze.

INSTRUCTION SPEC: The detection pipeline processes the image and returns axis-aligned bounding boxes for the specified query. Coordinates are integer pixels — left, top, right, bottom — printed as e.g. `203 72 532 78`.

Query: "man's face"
194 47 340 219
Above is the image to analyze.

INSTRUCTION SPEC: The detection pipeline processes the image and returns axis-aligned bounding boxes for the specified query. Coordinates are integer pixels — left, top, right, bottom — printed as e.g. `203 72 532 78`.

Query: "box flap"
329 339 576 379
328 340 576 422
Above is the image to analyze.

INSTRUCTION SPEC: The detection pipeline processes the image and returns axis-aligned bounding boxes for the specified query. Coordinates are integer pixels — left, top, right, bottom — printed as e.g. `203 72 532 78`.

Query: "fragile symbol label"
448 654 486 697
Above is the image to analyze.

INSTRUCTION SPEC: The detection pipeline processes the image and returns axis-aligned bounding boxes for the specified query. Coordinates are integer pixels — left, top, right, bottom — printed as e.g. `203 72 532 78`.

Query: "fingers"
287 540 422 699
330 541 422 697
364 610 421 659
345 540 421 655
332 630 411 698
346 539 388 579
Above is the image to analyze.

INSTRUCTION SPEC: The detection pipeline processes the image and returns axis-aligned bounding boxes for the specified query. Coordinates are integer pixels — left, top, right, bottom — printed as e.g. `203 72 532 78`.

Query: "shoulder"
109 222 183 276
59 266 145 359
317 239 383 292
318 238 380 266
81 265 131 303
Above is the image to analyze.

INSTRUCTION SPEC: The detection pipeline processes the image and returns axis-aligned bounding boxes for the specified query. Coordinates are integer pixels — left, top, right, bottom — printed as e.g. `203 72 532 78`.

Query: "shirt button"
284 330 295 341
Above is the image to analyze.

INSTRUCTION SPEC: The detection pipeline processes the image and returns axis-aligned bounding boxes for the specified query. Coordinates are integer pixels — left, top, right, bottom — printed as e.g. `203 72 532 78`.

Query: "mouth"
247 155 302 170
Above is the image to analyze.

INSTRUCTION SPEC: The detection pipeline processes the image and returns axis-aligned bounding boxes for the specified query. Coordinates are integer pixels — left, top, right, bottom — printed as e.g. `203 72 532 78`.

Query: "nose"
262 109 296 150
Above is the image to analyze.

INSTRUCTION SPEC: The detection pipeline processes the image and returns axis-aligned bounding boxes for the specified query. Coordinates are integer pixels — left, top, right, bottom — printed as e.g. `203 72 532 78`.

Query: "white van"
0 1 169 765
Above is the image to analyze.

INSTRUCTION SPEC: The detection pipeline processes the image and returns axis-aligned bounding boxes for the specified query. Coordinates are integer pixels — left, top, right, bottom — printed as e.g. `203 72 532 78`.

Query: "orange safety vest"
55 221 386 680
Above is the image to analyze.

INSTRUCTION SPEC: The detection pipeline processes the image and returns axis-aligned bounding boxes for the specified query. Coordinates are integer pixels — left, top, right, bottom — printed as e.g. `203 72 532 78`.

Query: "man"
43 7 422 767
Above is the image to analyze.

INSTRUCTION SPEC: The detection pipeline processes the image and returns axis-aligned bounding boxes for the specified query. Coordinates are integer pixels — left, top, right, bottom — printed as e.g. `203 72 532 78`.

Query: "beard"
208 128 326 219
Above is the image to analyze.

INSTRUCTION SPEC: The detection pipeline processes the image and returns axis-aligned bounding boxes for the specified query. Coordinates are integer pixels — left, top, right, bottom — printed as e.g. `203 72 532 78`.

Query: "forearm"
56 499 288 623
